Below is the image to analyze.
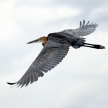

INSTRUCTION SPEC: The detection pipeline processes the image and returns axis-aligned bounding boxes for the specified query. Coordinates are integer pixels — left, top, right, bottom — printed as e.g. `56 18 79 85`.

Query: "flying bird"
7 20 105 88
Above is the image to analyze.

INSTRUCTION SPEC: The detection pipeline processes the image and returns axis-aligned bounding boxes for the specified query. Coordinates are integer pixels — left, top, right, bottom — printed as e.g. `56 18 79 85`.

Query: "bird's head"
27 36 48 46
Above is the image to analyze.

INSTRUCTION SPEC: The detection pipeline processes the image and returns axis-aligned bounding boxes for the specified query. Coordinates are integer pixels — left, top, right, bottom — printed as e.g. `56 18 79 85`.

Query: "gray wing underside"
15 40 70 87
60 20 98 36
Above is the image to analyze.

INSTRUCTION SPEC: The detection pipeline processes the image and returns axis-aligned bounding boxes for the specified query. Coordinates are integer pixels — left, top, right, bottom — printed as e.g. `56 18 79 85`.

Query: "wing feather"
80 21 82 27
25 75 29 86
8 40 70 87
60 20 98 36
82 20 85 27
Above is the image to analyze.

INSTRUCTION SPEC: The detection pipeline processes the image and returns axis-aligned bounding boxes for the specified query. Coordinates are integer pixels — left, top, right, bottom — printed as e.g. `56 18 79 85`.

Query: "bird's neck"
40 36 48 46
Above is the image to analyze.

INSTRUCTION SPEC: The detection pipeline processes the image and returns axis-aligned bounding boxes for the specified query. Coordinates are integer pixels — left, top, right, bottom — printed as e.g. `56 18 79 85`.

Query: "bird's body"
7 20 105 88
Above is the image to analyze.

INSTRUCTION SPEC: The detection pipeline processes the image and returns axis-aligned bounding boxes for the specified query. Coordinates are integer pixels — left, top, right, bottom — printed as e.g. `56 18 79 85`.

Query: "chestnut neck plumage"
40 36 48 46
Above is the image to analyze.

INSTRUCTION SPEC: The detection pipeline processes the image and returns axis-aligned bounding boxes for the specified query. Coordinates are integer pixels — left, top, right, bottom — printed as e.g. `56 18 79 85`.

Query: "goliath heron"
7 20 105 88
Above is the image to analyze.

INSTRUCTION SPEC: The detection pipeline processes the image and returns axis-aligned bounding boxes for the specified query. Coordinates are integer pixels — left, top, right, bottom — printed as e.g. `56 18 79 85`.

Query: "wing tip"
79 20 98 28
7 82 16 85
95 23 98 27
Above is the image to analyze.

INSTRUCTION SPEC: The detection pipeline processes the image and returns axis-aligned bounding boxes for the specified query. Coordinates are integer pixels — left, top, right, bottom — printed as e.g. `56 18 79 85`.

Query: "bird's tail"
83 43 105 49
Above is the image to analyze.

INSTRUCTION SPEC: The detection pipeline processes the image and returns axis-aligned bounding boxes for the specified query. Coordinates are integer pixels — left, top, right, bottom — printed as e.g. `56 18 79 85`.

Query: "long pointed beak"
27 39 41 44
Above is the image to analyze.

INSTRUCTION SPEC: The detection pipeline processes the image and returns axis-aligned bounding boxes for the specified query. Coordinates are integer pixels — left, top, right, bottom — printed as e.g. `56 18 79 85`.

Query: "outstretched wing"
7 40 70 87
60 20 98 36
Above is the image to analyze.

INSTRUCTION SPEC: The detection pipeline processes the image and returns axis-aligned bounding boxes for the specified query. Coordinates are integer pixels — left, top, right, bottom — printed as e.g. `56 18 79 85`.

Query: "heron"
7 20 105 88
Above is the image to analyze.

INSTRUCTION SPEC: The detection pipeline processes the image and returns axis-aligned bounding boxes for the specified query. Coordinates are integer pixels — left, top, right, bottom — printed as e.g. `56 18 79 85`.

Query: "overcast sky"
0 0 108 108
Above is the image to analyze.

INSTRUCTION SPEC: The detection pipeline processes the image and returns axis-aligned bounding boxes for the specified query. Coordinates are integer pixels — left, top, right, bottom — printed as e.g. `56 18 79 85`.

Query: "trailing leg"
83 43 105 49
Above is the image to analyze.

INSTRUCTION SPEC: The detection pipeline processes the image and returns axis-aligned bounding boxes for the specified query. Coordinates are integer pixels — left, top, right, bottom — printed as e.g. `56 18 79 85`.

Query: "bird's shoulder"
47 33 70 45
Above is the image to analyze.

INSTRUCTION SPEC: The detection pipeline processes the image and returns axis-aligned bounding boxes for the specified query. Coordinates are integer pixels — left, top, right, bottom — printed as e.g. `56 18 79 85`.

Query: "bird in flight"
7 20 105 88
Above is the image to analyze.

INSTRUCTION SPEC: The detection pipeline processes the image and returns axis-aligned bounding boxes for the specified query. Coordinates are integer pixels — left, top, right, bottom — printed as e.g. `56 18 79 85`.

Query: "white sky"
0 0 108 108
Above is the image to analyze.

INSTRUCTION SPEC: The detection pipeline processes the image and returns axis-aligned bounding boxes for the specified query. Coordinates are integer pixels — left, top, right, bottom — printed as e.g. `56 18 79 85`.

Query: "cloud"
0 1 19 44
0 0 108 108
11 5 80 24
